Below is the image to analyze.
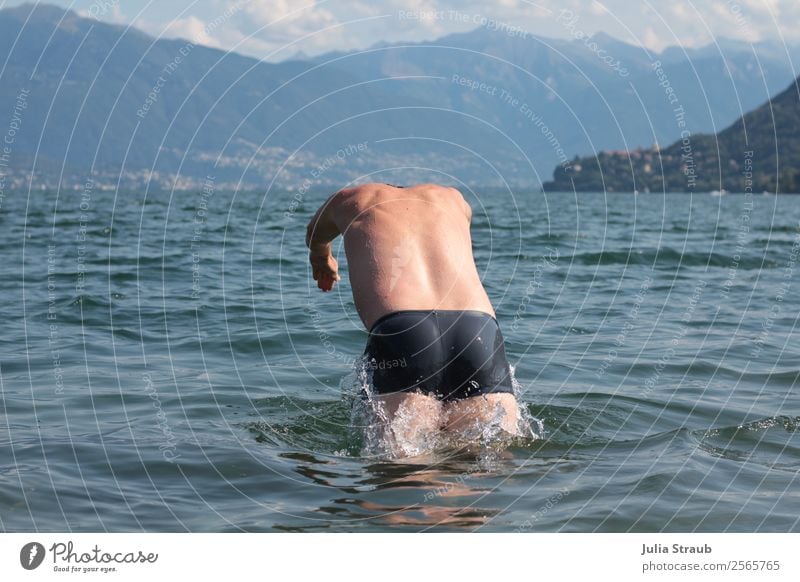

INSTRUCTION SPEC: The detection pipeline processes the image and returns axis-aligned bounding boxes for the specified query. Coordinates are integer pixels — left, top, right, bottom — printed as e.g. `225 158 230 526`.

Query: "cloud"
96 0 800 62
236 0 344 57
159 15 224 48
589 1 609 15
242 0 338 34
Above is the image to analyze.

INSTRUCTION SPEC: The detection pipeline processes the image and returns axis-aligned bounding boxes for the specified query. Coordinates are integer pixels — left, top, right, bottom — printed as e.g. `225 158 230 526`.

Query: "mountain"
2 3 800 191
0 3 494 190
311 27 800 184
542 76 800 193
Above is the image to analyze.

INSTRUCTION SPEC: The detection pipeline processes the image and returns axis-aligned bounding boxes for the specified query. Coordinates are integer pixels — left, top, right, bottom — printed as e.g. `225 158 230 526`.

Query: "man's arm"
306 192 342 292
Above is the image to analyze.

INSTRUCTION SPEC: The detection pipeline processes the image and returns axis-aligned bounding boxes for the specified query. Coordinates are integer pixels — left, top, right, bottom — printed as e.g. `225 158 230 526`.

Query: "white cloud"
243 0 337 30
93 0 800 61
160 15 223 48
229 0 356 59
590 1 609 15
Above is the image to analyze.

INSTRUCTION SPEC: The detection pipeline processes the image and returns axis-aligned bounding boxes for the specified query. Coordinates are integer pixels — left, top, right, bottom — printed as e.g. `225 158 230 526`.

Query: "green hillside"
544 77 800 193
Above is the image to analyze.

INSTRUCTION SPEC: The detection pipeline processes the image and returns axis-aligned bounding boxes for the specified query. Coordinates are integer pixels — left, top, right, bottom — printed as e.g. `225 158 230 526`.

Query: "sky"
1 0 797 62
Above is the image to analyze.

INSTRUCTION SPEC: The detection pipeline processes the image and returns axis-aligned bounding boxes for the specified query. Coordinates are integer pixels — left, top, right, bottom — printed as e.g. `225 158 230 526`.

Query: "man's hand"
306 191 343 292
310 247 341 292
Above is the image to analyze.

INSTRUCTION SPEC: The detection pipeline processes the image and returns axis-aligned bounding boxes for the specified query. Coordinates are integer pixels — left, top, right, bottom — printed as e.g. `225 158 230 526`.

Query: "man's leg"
441 393 520 435
377 392 443 456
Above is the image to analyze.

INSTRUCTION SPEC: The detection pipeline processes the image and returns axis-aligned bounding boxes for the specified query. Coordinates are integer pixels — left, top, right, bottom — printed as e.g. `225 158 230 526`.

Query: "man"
306 183 521 453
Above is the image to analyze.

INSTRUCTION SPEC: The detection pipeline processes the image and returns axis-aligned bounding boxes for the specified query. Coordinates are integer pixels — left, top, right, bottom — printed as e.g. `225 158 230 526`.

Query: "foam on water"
345 356 544 460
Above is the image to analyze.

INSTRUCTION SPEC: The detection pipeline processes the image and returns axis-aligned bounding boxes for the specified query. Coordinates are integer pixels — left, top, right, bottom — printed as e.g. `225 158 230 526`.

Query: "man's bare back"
306 183 521 455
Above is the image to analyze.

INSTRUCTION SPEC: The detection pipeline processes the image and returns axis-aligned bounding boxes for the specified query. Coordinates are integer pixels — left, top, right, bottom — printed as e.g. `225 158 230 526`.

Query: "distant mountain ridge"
2 3 800 191
542 76 800 193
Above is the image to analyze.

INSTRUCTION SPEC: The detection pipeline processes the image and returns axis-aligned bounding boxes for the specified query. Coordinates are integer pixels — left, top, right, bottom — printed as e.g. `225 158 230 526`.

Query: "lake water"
1 188 799 532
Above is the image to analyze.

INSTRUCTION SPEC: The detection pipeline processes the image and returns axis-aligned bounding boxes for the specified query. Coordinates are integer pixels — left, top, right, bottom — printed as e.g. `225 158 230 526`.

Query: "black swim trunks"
363 310 514 401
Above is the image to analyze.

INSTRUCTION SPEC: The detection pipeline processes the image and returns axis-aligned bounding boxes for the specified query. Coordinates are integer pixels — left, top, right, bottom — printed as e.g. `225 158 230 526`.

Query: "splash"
347 356 442 458
509 364 545 439
345 357 544 459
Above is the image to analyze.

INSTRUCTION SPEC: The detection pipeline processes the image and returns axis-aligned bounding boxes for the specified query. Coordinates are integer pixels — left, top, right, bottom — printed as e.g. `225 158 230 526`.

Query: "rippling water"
1 189 799 532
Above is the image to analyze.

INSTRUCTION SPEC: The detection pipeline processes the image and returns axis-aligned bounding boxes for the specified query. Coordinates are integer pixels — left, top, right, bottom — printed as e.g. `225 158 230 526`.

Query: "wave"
701 415 800 437
565 248 774 268
694 416 800 471
617 361 800 385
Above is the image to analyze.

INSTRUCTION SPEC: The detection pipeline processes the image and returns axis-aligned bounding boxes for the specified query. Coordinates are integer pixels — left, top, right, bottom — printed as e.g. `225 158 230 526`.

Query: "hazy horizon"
2 0 800 64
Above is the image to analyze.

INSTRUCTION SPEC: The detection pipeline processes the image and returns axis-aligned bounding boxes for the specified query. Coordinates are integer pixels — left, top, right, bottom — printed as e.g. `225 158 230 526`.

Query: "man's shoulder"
331 182 467 208
413 183 469 207
413 182 463 194
327 185 375 209
332 183 384 199
342 182 462 193
324 185 381 219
